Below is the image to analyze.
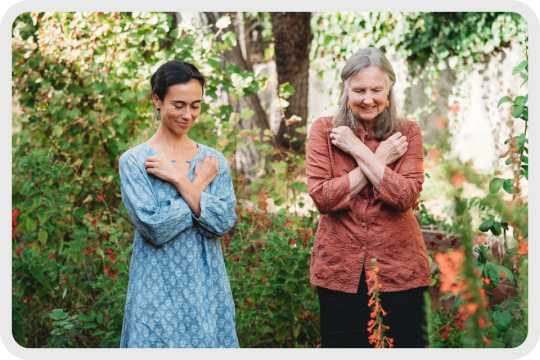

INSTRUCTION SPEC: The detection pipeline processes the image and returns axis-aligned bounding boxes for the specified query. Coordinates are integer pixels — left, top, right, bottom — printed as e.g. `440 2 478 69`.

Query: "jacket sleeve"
306 118 354 214
191 154 237 238
119 153 194 246
373 122 424 212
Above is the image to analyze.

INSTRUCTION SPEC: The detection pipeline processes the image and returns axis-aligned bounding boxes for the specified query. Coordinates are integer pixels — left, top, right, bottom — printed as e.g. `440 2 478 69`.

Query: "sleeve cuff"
328 172 355 212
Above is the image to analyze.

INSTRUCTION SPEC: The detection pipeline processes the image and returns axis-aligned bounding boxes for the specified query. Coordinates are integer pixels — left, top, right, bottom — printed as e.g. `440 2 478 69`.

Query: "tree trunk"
270 12 313 151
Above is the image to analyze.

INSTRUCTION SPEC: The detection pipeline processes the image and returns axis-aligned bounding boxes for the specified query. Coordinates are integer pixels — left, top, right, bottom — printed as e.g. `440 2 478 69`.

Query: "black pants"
317 269 429 348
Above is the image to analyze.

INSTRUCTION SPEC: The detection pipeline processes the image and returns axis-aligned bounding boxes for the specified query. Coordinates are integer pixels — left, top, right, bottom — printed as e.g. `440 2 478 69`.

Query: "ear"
151 94 161 110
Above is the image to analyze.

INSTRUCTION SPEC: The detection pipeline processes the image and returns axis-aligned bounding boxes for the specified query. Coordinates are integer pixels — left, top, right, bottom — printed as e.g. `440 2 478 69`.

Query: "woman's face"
347 66 389 124
152 79 203 135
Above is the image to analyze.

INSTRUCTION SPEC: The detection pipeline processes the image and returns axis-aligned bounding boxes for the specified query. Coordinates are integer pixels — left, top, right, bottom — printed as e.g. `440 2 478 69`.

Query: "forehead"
164 80 203 100
349 66 387 88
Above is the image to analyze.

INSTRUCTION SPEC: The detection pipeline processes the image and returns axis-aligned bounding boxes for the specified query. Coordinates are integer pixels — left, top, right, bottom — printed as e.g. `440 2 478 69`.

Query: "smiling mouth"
175 121 191 126
361 106 376 110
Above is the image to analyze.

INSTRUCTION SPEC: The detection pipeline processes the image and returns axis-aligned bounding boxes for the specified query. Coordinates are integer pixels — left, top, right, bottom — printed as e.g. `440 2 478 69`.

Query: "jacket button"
362 222 366 227
362 246 367 251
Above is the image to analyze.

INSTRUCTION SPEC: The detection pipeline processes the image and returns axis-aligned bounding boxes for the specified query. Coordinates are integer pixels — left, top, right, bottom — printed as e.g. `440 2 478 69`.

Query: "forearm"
352 145 386 191
349 167 370 199
172 173 203 217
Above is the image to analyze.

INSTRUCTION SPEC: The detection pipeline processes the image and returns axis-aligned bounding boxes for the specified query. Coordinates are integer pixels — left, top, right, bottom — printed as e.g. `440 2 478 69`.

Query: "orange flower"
451 173 466 186
482 335 491 346
434 250 465 294
435 117 448 129
450 103 460 115
474 236 486 244
428 149 440 159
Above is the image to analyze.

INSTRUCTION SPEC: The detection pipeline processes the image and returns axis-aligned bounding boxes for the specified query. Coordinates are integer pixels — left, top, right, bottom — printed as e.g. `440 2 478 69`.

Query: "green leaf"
490 222 502 237
279 82 296 99
453 292 465 312
512 105 524 118
216 15 231 29
479 218 495 232
439 292 452 300
83 323 97 329
33 195 43 207
26 217 37 232
97 313 104 325
276 324 288 340
286 282 295 296
38 228 48 245
497 96 513 108
77 314 90 322
493 311 512 332
512 60 528 75
240 108 255 120
488 178 504 194
92 330 106 336
496 265 515 285
291 302 301 317
513 96 525 106
503 179 513 194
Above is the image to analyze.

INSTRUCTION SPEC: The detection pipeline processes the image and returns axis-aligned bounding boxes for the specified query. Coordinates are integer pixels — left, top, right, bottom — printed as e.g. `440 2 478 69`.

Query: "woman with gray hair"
307 48 431 348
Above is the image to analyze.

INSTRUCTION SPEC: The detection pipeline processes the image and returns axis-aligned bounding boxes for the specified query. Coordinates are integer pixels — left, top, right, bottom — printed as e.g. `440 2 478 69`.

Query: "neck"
148 124 195 152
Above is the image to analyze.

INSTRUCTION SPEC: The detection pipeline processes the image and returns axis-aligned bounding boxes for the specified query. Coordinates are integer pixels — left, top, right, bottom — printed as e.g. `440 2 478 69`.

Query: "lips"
175 121 191 127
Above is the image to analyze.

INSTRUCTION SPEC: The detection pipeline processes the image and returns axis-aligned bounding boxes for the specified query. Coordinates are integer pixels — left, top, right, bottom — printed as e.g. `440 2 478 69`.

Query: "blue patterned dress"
118 142 239 348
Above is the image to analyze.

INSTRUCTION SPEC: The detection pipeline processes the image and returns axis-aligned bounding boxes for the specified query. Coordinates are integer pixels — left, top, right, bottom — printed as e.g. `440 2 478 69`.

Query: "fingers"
387 132 402 141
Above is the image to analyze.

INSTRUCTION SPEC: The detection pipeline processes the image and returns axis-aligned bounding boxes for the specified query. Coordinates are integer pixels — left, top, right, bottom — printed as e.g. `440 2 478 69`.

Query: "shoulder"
119 143 153 169
196 143 231 172
398 119 422 137
309 116 333 138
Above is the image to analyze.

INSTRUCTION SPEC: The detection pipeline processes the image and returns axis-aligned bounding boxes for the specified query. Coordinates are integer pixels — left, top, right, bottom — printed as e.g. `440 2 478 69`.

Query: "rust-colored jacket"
307 117 431 293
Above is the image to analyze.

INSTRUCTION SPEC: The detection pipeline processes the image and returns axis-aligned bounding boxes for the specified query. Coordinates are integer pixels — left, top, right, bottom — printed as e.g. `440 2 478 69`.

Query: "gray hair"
333 47 402 140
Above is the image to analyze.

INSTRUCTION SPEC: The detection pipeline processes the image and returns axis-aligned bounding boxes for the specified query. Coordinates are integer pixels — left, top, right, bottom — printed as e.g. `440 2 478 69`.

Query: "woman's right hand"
376 132 408 165
193 155 219 192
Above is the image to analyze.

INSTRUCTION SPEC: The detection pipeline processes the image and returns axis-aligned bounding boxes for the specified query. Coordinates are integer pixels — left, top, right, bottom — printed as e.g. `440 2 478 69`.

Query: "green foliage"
224 194 320 347
310 12 527 96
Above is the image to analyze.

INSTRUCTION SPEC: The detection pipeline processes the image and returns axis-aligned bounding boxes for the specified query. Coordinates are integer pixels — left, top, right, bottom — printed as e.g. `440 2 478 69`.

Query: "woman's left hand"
330 126 362 155
145 154 181 183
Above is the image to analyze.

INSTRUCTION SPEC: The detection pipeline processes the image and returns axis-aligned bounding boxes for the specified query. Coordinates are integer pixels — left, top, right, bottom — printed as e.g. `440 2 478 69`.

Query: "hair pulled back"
150 60 205 107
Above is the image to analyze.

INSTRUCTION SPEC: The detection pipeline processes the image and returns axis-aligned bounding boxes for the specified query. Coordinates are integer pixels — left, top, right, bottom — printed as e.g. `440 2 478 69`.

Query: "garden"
11 11 528 348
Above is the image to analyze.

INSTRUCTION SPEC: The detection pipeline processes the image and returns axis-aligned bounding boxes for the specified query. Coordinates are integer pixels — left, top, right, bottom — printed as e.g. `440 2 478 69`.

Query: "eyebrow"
171 99 202 104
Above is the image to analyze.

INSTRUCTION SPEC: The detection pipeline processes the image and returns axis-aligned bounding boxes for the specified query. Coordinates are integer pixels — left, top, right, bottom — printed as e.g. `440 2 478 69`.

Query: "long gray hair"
333 47 402 140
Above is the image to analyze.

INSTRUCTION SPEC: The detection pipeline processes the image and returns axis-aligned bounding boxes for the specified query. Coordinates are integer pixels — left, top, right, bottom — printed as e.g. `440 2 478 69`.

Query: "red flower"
84 241 96 256
12 209 19 239
49 253 56 259
13 245 26 259
95 189 107 202
107 248 117 262
91 215 101 227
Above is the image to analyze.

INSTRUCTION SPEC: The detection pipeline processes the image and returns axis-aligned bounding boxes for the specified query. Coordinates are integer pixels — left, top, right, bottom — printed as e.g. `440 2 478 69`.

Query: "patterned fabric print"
118 142 239 348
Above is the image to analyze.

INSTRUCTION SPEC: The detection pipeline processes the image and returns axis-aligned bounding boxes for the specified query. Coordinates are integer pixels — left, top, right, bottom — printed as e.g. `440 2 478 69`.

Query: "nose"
363 97 374 106
180 107 193 120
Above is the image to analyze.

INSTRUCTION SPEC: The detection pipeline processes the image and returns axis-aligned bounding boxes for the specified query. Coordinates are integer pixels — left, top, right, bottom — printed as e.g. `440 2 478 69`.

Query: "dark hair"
150 60 205 104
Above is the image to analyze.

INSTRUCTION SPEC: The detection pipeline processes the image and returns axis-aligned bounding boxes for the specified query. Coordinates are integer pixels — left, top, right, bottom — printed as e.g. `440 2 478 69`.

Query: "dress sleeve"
119 153 194 246
373 122 424 212
306 118 354 214
192 154 238 238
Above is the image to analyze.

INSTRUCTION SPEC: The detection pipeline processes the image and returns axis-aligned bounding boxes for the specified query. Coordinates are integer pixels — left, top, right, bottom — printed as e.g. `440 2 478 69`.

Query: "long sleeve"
373 122 424 212
192 154 237 238
119 153 194 246
307 118 354 214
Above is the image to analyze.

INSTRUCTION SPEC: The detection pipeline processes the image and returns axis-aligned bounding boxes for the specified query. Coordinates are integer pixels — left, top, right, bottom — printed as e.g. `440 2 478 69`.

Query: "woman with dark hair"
307 48 431 348
118 60 239 348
